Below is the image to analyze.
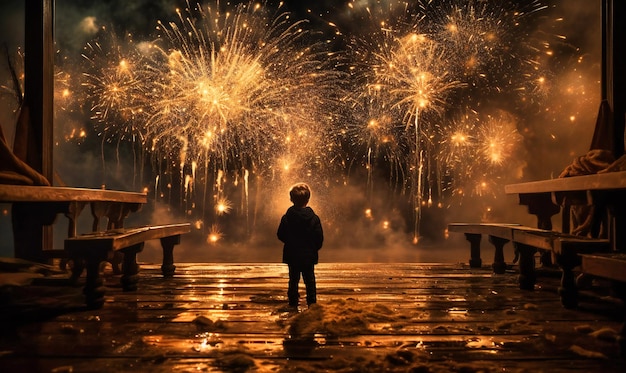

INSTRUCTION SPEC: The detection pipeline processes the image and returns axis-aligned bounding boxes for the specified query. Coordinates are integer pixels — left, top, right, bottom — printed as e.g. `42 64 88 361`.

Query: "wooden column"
604 0 626 157
18 0 55 259
24 0 54 182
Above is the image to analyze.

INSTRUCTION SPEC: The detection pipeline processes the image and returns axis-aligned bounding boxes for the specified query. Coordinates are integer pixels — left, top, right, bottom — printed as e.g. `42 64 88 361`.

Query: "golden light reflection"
465 336 501 354
447 307 468 319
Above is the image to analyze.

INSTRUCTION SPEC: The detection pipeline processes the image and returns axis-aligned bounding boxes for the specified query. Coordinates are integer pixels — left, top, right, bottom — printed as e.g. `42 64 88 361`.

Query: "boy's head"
289 183 311 207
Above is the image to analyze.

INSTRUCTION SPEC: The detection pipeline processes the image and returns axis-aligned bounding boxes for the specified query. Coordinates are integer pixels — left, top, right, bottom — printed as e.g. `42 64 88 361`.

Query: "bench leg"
613 282 626 358
160 235 181 277
121 243 144 291
617 316 626 359
554 252 579 309
464 233 482 268
82 249 109 309
109 252 123 274
489 236 509 274
540 251 554 268
515 243 537 291
69 256 85 284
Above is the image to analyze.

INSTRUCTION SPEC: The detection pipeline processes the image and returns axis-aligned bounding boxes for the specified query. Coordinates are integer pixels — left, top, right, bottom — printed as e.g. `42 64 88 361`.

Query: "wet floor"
0 262 624 372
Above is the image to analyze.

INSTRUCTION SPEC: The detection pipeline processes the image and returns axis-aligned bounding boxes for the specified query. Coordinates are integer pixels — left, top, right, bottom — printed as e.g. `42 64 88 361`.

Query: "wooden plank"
512 230 555 250
447 223 519 239
0 185 147 203
581 253 626 282
504 171 626 194
65 223 191 251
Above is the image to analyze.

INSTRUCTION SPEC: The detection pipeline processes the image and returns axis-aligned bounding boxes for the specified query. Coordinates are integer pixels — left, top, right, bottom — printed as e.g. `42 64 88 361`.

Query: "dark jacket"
277 205 323 265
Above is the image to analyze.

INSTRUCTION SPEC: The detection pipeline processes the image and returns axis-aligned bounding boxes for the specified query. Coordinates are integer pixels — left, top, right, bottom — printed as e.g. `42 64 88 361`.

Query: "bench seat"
448 223 610 308
580 253 626 357
65 223 191 308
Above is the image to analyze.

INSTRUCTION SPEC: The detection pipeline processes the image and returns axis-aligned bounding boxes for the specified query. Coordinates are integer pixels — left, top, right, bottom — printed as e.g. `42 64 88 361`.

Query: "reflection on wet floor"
0 262 624 372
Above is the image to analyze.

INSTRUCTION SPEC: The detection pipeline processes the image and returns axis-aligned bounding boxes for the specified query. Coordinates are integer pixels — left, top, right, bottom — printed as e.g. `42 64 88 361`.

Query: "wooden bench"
1 184 192 309
65 223 191 308
0 184 147 263
580 253 626 357
503 172 626 312
447 223 523 274
448 223 610 308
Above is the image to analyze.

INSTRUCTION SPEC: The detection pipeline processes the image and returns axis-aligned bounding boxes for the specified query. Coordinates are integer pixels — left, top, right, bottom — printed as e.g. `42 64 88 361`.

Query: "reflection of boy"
277 183 324 307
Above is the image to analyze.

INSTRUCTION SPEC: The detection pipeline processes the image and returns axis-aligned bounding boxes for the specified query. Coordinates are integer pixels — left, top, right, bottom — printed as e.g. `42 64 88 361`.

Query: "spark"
207 224 223 245
478 113 523 167
215 198 232 215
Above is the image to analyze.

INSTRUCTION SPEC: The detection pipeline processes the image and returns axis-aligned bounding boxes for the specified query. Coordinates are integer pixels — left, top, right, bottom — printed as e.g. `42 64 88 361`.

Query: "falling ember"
207 225 223 245
194 220 203 230
215 198 232 216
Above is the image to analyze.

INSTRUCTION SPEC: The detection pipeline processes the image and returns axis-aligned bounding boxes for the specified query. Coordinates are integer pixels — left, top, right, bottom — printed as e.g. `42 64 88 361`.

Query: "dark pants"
287 263 316 306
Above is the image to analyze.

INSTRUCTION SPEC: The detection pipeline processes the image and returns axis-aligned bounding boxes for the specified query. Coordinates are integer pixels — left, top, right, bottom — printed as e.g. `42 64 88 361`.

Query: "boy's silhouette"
277 183 324 308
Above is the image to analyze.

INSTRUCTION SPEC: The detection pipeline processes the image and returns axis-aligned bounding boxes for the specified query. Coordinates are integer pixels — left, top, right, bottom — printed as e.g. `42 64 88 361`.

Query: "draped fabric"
0 106 50 186
558 98 626 237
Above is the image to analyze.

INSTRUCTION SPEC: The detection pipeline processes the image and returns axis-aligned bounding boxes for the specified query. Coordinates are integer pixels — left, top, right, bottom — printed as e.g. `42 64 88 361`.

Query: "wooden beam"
24 0 54 182
604 0 626 156
21 0 54 257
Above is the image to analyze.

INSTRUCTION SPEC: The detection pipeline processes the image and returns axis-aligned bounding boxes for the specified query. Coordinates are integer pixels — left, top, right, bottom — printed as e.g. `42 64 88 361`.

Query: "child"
277 183 324 308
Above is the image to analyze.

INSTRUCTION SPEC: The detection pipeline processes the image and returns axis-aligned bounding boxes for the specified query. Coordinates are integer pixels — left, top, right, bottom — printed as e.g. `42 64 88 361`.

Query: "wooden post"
604 0 626 157
24 0 54 182
17 0 55 259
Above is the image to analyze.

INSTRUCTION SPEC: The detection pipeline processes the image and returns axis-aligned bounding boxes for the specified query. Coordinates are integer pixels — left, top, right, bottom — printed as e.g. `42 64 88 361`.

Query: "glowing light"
207 225 223 245
479 113 523 166
215 198 232 215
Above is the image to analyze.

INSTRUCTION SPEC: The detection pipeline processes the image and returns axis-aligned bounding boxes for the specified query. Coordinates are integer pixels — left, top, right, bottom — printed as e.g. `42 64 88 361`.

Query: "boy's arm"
277 215 288 243
313 217 323 250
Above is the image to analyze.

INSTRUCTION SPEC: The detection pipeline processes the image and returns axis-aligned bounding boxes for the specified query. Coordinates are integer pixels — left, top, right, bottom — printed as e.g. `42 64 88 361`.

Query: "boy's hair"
289 183 311 207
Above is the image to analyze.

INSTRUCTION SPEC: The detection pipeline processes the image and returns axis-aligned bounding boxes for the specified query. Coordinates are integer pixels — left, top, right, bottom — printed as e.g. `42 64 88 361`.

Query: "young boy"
277 183 324 308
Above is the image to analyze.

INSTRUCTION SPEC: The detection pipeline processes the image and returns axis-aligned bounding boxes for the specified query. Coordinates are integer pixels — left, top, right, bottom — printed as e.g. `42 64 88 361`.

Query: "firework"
81 30 152 142
79 1 347 238
355 26 465 241
66 0 591 246
142 1 345 170
340 0 571 241
478 112 524 168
